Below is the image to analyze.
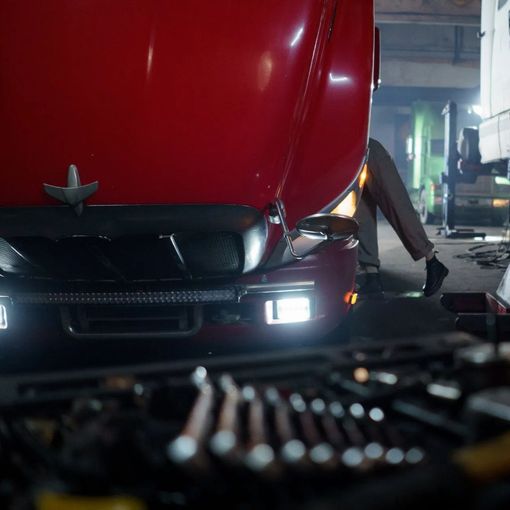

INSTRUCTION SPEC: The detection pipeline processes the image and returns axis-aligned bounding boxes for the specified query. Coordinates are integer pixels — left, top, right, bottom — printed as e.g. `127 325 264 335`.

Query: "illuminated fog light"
0 304 7 330
265 297 311 325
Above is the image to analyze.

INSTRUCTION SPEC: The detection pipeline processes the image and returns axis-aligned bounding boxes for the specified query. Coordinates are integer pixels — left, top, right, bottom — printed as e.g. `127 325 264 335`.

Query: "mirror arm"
274 199 303 261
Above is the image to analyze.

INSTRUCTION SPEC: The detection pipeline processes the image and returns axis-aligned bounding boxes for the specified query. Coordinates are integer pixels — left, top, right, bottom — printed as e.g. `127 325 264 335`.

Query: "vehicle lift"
439 100 486 240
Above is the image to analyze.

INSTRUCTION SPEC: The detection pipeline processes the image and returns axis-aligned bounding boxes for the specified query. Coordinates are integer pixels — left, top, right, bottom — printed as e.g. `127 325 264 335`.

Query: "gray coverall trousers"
354 138 434 269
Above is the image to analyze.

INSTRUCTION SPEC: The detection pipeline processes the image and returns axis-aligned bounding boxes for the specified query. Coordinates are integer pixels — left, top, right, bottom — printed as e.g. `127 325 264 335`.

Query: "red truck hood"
0 1 373 229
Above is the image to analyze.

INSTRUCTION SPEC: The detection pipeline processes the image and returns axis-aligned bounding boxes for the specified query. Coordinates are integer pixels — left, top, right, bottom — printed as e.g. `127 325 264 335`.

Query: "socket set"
0 332 509 509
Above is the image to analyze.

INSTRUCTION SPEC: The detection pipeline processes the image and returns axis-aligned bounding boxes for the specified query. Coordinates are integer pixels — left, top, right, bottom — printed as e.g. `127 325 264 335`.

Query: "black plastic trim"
0 205 268 275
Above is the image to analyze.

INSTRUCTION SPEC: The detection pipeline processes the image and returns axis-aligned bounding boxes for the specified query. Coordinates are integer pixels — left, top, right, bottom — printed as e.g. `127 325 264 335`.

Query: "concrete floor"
351 220 510 342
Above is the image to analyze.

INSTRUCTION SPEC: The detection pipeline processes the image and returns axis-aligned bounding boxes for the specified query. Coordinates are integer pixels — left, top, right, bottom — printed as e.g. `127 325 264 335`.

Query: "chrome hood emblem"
43 164 98 216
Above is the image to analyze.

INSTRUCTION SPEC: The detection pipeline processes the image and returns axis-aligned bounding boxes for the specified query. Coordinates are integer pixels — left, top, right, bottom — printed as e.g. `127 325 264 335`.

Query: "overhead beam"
379 24 480 62
372 86 480 107
380 60 479 89
376 0 481 26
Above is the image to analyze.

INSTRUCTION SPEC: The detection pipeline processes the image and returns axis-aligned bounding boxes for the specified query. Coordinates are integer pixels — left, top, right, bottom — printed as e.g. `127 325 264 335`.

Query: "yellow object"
492 198 510 208
453 432 510 484
332 190 357 217
331 164 368 217
37 492 147 510
353 367 369 383
359 164 368 189
343 291 358 305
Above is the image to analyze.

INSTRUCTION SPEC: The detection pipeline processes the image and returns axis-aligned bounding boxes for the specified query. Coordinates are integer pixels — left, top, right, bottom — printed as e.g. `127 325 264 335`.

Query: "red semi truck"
0 1 377 351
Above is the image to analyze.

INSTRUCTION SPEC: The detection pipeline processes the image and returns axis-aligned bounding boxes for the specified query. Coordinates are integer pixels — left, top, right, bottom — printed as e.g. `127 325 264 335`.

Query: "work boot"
356 272 384 299
423 256 449 297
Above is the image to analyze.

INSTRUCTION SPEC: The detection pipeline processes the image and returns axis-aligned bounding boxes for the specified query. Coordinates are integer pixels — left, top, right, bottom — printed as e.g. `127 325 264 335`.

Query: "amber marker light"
331 164 368 218
343 291 358 305
359 164 368 189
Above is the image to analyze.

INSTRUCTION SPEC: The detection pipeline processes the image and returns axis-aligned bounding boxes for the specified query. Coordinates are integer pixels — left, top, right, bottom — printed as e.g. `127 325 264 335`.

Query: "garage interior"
357 0 503 340
0 1 509 509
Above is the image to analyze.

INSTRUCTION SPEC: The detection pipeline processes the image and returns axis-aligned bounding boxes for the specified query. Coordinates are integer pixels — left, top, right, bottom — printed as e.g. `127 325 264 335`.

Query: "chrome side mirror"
296 214 358 241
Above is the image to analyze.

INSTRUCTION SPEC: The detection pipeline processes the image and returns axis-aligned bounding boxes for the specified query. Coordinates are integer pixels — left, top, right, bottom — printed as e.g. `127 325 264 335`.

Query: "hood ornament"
43 164 98 216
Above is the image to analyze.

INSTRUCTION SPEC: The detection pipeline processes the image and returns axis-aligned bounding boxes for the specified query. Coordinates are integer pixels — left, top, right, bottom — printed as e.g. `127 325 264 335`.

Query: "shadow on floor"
350 269 457 341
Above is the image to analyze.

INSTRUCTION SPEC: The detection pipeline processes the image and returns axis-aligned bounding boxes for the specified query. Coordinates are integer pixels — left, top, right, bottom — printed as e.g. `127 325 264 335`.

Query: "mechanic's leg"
355 183 380 270
366 139 434 261
365 138 448 296
354 185 383 294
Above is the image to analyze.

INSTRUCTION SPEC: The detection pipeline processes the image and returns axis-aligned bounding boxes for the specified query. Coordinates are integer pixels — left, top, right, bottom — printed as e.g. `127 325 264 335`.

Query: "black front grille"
174 232 244 277
0 238 33 275
0 205 268 282
0 233 245 282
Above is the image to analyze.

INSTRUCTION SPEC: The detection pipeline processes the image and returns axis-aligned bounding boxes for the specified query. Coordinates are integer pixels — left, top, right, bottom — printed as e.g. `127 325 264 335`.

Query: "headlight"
492 199 509 208
330 164 368 217
264 297 312 325
332 190 357 217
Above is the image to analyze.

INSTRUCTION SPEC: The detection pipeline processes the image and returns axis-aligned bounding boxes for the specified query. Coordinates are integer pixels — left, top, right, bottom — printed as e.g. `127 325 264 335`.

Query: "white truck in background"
479 0 510 164
440 0 510 334
461 0 510 172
